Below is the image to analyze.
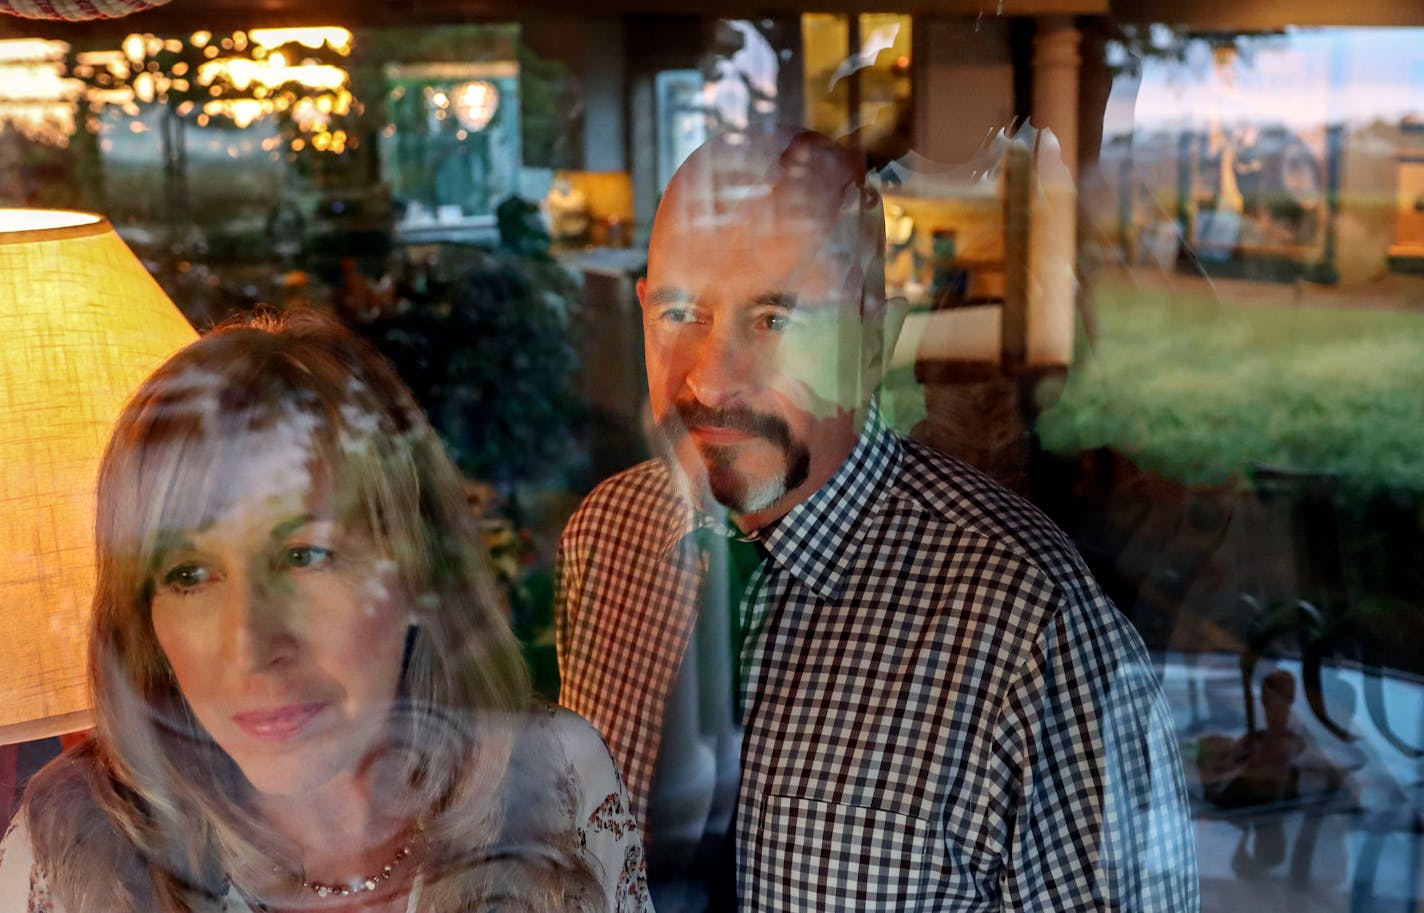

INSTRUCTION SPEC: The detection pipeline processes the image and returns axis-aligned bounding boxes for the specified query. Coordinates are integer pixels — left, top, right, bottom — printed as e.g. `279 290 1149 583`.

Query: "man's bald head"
657 129 864 225
653 130 884 308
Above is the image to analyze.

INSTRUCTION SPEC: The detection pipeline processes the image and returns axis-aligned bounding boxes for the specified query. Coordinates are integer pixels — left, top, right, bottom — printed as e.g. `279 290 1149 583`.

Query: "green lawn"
1037 278 1424 495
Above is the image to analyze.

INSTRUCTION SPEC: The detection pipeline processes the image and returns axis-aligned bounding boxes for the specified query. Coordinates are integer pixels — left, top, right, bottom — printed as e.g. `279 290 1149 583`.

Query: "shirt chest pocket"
748 793 931 913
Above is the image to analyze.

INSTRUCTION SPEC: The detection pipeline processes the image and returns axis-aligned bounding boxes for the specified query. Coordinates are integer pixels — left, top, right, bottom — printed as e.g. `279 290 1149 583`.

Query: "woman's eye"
283 545 334 570
161 563 211 594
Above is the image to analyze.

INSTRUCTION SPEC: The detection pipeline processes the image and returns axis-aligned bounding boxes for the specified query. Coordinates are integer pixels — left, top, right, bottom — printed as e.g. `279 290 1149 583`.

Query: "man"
557 129 1199 912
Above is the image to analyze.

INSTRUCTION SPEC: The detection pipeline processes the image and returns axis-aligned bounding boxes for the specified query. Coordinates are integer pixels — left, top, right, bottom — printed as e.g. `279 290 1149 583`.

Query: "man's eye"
755 312 791 332
160 563 212 594
659 307 701 325
283 545 335 570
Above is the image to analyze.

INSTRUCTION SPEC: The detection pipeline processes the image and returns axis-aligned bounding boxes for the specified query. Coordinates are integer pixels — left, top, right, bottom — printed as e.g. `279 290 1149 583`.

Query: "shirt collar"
759 399 900 600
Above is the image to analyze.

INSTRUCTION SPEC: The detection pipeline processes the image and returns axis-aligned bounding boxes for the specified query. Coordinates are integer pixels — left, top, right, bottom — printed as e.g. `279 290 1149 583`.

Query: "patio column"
1028 16 1080 367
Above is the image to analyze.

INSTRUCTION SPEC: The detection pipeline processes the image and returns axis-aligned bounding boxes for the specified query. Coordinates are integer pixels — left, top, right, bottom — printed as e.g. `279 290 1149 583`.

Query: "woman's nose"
224 570 297 672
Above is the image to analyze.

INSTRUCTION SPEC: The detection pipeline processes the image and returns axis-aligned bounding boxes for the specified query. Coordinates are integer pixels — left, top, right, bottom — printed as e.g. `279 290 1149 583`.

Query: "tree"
65 27 361 258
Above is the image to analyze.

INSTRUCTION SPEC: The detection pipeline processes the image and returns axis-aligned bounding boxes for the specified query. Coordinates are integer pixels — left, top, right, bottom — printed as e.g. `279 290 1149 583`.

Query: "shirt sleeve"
995 595 1201 913
553 524 583 673
554 709 653 913
0 812 61 913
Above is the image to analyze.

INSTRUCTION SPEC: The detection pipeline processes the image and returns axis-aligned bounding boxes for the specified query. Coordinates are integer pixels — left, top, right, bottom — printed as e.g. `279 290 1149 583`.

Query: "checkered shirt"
557 403 1200 911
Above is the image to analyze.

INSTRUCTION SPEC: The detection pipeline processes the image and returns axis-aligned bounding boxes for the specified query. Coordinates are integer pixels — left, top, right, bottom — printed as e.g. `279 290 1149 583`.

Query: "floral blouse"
0 708 651 913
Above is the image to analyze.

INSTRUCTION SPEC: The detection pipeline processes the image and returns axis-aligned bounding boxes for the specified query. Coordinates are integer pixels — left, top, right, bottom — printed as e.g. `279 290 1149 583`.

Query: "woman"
0 312 650 913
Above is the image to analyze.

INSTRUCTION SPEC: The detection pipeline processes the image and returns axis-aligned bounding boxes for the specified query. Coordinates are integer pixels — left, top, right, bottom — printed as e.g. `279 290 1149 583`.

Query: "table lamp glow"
0 208 196 745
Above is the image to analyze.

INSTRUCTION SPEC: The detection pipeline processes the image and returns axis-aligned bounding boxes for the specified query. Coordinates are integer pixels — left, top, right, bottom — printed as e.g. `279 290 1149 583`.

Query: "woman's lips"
231 702 329 742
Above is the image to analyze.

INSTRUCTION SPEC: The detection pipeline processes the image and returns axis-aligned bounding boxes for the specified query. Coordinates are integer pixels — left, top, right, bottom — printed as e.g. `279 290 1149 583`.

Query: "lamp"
450 80 500 132
0 0 170 20
0 209 196 745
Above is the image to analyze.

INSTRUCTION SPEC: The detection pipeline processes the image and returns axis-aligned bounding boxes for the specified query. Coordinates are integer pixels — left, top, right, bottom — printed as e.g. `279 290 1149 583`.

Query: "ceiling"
3 0 1422 43
0 0 1103 41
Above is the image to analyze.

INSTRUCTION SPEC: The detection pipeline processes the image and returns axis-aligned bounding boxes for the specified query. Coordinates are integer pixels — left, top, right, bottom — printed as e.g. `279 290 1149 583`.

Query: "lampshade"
0 209 196 745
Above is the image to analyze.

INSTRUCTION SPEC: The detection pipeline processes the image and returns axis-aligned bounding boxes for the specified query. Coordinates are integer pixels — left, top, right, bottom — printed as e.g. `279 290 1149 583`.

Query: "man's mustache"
660 399 794 451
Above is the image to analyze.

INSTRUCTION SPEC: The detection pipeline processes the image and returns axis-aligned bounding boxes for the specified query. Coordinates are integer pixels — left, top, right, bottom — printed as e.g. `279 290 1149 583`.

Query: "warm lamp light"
451 80 499 132
0 209 197 745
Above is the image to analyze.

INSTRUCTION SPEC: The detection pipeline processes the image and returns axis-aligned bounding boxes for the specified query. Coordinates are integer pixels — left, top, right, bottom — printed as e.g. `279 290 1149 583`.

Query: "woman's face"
148 423 410 799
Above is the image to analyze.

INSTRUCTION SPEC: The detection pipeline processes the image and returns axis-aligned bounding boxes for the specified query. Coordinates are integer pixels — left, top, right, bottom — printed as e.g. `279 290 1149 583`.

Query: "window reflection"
0 9 1421 913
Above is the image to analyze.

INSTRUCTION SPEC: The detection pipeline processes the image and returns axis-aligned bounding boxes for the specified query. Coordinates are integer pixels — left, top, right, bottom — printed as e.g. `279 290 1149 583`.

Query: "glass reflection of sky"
1115 28 1424 136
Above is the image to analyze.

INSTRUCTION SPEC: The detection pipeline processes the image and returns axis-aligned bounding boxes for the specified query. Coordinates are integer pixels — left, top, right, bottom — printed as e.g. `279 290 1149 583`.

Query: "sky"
1111 27 1424 138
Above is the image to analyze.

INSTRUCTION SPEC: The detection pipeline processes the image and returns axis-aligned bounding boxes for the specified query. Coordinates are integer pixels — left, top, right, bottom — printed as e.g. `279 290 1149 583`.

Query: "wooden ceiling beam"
7 0 1424 41
1 0 1107 41
1110 0 1424 28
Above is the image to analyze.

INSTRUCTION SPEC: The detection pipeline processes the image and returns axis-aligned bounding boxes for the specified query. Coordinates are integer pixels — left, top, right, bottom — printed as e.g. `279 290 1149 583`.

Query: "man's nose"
223 570 297 672
685 323 755 409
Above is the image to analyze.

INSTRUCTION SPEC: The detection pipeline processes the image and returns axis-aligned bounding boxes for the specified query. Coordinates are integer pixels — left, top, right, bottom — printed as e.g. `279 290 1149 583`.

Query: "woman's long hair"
22 311 602 912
